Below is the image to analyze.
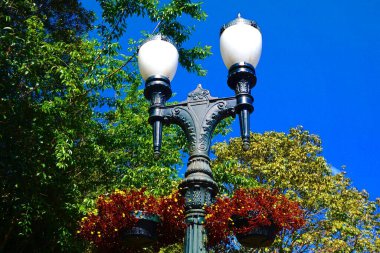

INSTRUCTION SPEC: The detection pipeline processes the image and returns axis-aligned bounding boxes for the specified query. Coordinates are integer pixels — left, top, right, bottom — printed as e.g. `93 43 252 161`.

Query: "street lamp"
139 15 262 253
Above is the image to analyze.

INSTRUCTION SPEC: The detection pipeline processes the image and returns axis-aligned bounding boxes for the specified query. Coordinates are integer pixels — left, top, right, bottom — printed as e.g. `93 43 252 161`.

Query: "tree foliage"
212 127 380 252
0 0 210 251
1 0 379 252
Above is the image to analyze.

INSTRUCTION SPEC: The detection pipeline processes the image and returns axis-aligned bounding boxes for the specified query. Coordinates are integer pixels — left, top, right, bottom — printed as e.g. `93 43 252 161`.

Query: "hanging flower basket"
205 188 305 249
78 188 161 250
122 211 160 248
236 225 276 248
232 215 276 248
230 188 305 248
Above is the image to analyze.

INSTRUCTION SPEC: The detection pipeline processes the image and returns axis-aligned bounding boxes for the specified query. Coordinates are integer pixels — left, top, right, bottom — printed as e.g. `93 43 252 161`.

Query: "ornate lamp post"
138 15 262 253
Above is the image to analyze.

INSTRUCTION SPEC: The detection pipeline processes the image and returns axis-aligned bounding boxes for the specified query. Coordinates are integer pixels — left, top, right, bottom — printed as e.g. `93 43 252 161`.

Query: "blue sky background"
82 0 380 199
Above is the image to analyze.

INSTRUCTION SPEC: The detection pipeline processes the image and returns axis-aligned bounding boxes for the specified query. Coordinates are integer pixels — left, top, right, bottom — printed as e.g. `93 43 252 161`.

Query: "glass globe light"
138 34 179 81
220 14 262 69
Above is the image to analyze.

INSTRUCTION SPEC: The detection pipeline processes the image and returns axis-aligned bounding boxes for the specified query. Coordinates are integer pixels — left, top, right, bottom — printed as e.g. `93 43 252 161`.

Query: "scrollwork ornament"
173 107 181 115
217 101 226 109
197 101 229 152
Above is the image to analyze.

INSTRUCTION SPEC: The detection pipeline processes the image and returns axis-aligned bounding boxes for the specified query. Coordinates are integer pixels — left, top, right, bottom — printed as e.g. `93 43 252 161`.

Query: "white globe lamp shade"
138 35 179 81
220 15 262 69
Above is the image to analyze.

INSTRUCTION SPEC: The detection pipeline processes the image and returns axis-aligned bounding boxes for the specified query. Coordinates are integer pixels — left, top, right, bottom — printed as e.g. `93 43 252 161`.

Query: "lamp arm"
144 75 172 157
227 62 257 151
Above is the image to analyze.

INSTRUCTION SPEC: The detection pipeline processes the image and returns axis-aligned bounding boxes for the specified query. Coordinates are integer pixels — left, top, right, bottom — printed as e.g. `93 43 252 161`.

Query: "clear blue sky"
82 0 380 199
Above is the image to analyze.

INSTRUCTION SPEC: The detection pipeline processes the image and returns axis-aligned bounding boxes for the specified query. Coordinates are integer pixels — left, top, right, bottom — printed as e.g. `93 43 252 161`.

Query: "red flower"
205 188 305 247
78 188 160 248
205 196 233 247
230 188 305 235
156 190 186 246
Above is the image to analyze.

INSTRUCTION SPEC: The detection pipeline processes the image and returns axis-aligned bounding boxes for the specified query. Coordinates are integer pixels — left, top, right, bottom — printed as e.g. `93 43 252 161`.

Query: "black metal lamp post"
138 15 262 253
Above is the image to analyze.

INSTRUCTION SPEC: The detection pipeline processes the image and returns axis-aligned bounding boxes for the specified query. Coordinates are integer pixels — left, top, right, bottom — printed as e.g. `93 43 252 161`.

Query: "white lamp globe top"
220 14 262 69
138 34 179 81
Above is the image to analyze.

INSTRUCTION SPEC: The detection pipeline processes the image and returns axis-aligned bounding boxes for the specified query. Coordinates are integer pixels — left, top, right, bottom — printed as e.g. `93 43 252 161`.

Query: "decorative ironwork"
162 85 236 157
188 84 213 101
236 79 250 93
144 63 257 253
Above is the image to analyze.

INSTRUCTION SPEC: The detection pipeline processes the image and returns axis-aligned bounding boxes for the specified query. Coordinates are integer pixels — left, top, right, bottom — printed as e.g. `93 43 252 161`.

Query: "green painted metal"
184 215 207 252
131 211 160 222
144 63 257 252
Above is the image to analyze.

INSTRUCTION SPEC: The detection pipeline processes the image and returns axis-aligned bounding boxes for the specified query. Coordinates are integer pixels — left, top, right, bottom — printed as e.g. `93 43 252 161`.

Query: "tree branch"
100 20 162 81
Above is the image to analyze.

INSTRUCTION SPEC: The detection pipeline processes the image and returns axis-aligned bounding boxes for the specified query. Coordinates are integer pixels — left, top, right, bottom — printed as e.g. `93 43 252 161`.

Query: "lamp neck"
144 75 172 104
143 75 172 157
227 62 256 92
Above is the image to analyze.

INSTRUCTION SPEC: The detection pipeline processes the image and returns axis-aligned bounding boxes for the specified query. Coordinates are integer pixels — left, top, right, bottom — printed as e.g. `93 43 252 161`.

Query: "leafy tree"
1 0 94 43
212 127 380 252
0 0 211 251
2 1 378 252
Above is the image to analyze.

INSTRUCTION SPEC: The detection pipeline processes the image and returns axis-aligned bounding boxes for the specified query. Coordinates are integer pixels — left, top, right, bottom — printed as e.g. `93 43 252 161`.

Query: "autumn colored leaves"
79 187 305 250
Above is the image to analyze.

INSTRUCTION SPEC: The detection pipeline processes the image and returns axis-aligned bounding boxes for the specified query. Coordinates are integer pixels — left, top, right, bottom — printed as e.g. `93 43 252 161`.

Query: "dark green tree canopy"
1 0 209 251
1 0 94 42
